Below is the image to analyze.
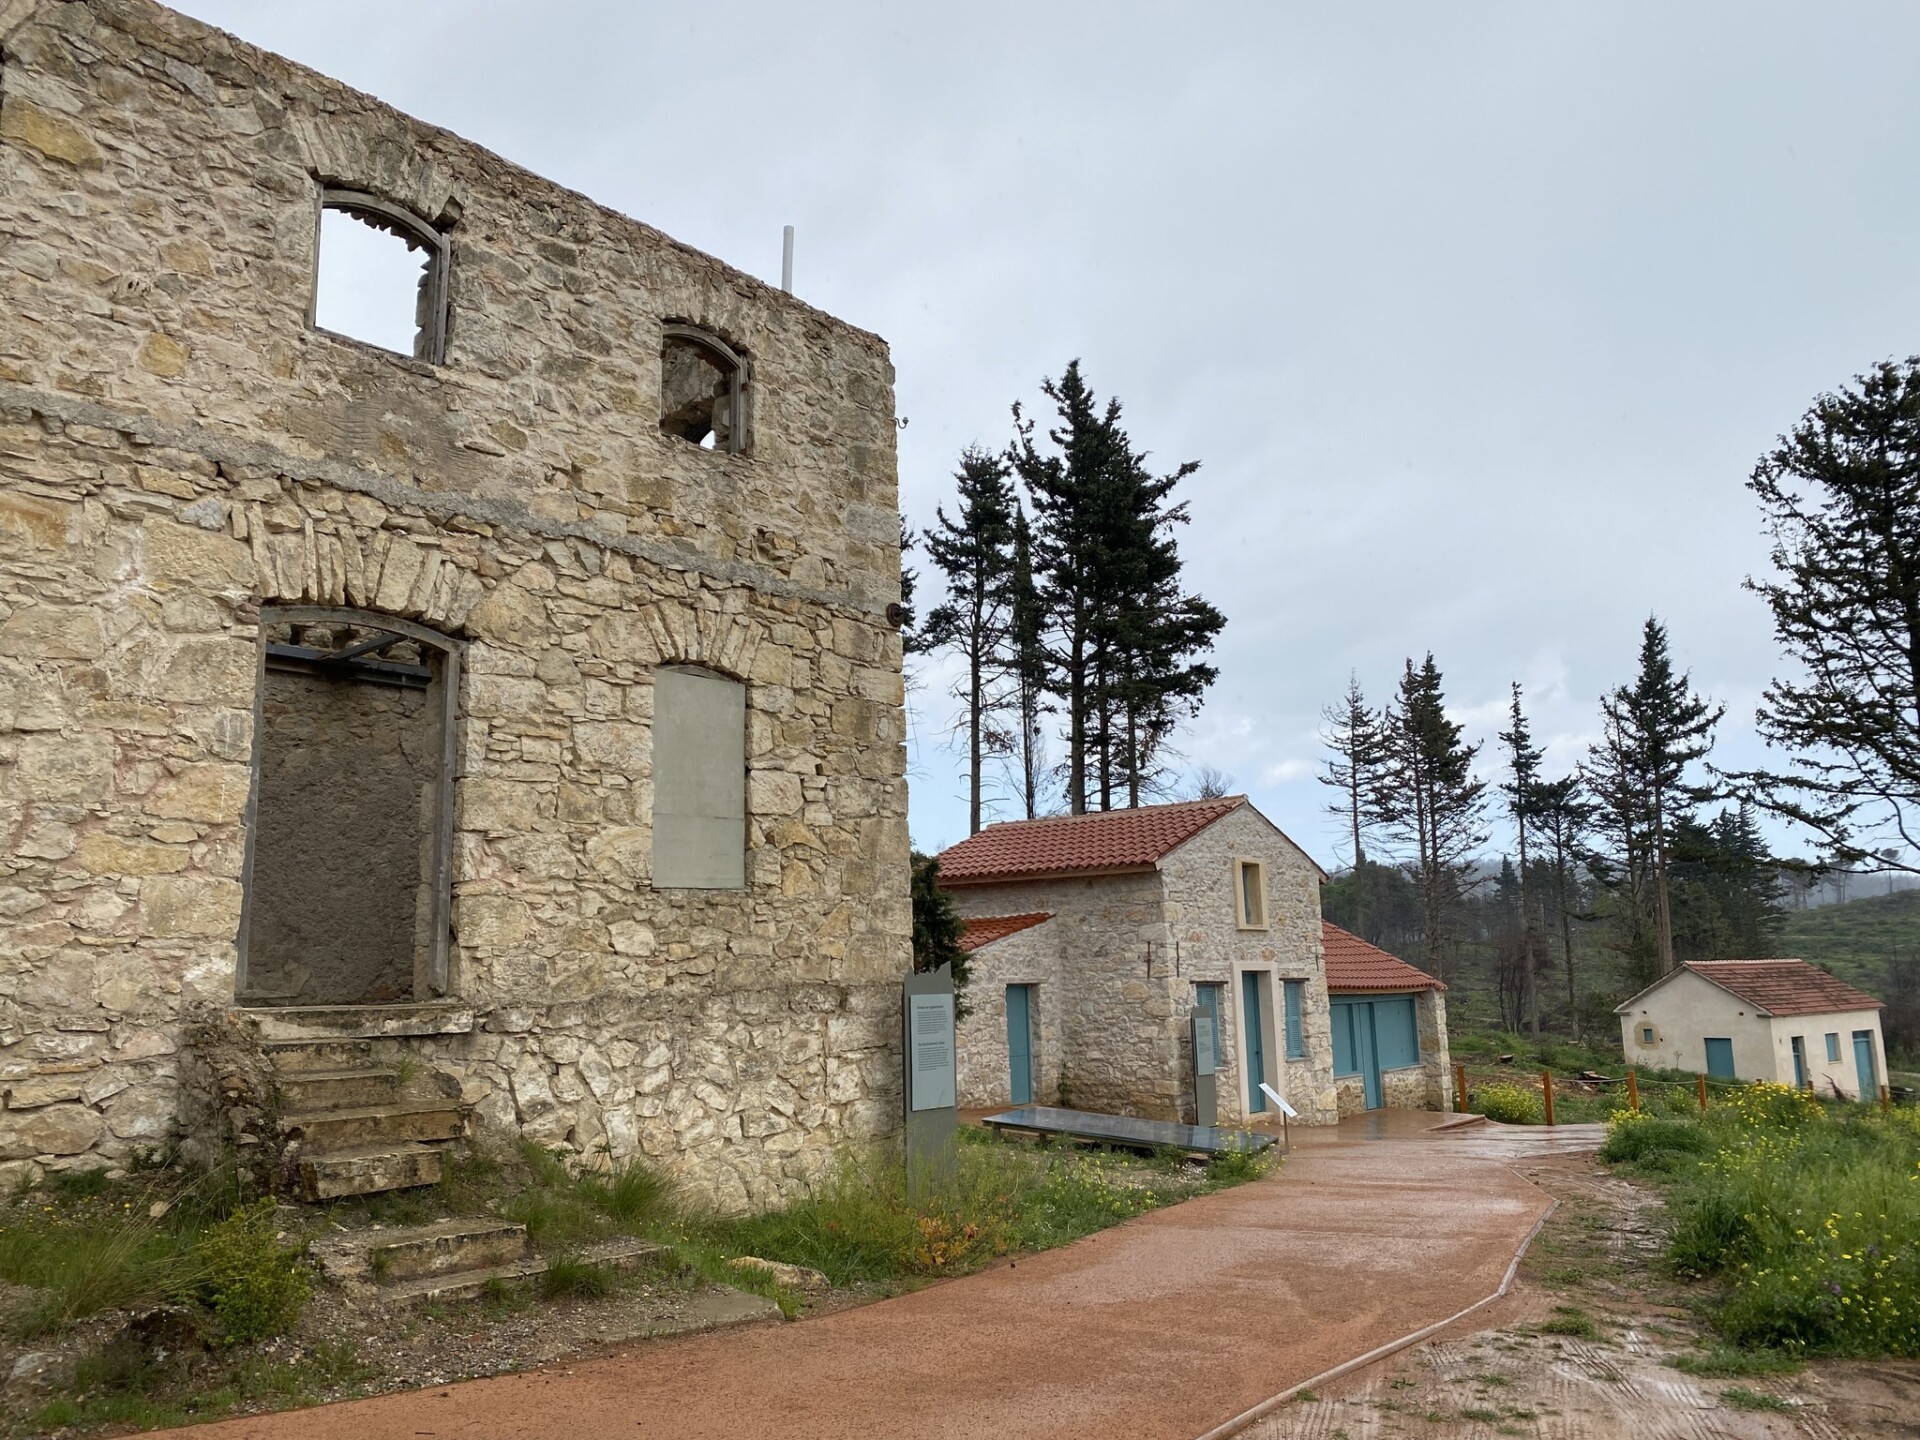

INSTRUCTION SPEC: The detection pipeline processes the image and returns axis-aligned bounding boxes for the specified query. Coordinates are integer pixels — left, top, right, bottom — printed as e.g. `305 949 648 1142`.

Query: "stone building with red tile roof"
1615 960 1888 1099
937 798 1452 1125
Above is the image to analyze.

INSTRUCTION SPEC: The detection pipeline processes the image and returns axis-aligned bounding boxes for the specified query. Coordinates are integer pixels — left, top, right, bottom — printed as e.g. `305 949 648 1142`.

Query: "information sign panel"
1193 1012 1217 1076
909 991 956 1112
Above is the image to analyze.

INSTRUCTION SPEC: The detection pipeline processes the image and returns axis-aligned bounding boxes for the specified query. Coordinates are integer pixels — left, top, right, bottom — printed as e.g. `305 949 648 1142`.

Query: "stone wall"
947 870 1174 1117
1158 805 1337 1125
950 920 1062 1110
0 0 910 1205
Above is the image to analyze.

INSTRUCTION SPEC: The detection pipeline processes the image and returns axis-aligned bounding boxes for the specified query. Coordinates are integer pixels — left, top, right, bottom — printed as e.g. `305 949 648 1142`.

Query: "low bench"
981 1104 1276 1157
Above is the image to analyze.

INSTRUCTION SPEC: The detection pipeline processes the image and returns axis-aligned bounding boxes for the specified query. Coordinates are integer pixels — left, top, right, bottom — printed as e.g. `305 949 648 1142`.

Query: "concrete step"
381 1237 670 1306
299 1142 445 1201
264 1038 376 1074
276 1067 403 1112
312 1218 530 1284
282 1099 465 1149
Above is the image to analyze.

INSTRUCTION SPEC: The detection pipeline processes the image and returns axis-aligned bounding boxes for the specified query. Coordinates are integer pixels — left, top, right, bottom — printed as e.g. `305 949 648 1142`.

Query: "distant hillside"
1778 888 1920 993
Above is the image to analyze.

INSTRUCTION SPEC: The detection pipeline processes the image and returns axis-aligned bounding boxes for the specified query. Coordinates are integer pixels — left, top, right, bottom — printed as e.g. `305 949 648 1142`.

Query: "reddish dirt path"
158 1114 1573 1440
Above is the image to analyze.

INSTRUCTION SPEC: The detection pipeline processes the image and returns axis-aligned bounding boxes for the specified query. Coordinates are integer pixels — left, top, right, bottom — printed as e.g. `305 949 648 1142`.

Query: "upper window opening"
1235 858 1267 930
312 189 449 364
660 324 749 454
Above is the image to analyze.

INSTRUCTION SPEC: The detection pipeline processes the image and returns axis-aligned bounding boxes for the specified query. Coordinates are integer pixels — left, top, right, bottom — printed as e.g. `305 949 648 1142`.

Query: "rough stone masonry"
0 0 912 1208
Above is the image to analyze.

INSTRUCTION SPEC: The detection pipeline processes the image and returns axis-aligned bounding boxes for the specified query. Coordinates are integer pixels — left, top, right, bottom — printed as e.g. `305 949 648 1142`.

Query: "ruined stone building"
940 798 1451 1126
0 0 911 1207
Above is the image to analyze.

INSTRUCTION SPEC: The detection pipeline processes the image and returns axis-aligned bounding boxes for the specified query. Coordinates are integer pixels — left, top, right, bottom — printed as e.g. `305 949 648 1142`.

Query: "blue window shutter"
1331 1001 1357 1076
1825 1032 1840 1063
1374 996 1420 1070
1283 981 1306 1058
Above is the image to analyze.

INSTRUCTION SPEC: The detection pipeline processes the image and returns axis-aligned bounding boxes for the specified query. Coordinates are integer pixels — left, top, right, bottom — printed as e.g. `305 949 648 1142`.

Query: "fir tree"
1498 683 1547 1036
910 853 970 1017
1598 618 1723 974
1006 505 1050 819
1377 655 1489 980
1319 674 1388 940
922 446 1018 834
1529 773 1594 1036
1733 358 1920 875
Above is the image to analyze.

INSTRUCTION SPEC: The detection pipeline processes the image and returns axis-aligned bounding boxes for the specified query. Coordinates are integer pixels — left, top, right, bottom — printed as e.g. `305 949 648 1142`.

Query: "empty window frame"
659 324 749 453
1234 858 1267 930
650 666 746 889
311 189 450 363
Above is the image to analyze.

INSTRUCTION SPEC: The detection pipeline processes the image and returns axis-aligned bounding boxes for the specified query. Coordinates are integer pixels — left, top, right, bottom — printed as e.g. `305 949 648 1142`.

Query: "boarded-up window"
651 667 746 889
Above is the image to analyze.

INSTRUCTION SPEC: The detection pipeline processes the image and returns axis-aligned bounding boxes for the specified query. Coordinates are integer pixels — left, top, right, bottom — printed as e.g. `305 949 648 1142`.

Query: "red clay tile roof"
935 797 1248 884
958 913 1053 953
1683 960 1883 1017
1322 923 1445 993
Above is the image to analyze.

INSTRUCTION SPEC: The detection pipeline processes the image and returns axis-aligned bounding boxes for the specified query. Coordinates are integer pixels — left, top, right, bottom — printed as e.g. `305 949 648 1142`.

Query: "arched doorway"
237 607 461 1005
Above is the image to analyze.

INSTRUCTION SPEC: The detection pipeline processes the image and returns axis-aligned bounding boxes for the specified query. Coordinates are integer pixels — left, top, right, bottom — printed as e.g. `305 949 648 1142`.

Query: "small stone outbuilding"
0 0 910 1205
1617 961 1887 1100
1320 923 1451 1117
940 798 1345 1126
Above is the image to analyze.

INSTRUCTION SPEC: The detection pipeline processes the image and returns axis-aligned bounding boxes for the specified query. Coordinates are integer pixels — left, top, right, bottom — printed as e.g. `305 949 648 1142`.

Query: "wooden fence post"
1542 1069 1555 1127
1882 1084 1891 1114
1627 1071 1639 1112
1454 1063 1468 1114
1697 1074 1708 1112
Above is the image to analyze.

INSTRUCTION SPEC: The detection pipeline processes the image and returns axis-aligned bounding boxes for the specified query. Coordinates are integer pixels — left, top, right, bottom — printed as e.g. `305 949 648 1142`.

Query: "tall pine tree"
1377 655 1488 980
1597 618 1722 975
1320 674 1388 940
1010 361 1222 813
1529 773 1593 1036
1006 506 1049 819
922 446 1018 834
1498 682 1546 1036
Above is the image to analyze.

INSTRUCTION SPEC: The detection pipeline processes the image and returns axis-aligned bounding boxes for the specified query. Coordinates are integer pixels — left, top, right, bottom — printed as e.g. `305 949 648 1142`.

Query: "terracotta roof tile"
958 913 1053 953
1322 922 1445 993
1684 960 1883 1017
935 798 1247 884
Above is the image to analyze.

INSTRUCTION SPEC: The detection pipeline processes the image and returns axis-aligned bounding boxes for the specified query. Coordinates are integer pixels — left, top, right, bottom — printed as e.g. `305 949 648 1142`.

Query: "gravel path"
152 1113 1568 1440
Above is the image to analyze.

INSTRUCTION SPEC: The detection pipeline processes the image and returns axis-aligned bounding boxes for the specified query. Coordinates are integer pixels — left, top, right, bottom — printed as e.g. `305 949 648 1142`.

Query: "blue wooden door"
1241 971 1267 1112
1006 985 1033 1105
1704 1037 1735 1079
1791 1035 1808 1089
1355 1003 1383 1110
1853 1030 1877 1100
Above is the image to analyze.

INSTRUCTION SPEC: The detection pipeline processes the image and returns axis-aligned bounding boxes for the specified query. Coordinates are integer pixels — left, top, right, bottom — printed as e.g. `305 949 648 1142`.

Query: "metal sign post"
1258 1081 1297 1153
904 963 958 1196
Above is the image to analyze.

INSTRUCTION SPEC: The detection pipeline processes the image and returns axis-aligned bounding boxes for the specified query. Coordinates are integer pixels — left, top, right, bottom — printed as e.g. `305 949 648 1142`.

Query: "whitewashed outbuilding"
1615 960 1888 1100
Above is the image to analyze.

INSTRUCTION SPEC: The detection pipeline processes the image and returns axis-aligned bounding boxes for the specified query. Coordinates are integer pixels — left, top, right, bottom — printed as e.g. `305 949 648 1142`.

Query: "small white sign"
1259 1082 1298 1118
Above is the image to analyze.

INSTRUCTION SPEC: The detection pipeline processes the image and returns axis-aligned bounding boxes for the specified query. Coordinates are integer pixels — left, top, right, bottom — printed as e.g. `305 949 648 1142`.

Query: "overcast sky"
177 1 1920 869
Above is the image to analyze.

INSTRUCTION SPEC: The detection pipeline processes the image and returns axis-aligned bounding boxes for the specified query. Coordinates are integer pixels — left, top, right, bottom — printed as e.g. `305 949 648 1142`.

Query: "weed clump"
194 1199 312 1345
1473 1083 1545 1126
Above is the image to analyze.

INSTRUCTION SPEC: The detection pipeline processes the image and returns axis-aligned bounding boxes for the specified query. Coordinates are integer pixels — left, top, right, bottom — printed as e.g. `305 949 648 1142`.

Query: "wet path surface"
158 1115 1590 1440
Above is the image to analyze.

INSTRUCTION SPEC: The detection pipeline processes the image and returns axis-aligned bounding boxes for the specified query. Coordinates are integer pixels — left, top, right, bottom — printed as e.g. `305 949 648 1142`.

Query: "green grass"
537 1255 614 1300
1669 1346 1804 1377
1600 1087 1920 1357
1720 1386 1791 1411
1537 1305 1600 1338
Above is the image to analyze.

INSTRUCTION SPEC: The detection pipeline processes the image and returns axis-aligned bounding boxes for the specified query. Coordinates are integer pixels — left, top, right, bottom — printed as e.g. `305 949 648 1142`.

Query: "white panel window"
651 667 746 889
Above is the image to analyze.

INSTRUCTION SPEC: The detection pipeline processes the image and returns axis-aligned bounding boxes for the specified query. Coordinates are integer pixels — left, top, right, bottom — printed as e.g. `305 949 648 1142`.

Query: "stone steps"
299 1141 446 1200
379 1237 669 1307
280 1098 466 1150
275 1066 402 1111
313 1217 532 1283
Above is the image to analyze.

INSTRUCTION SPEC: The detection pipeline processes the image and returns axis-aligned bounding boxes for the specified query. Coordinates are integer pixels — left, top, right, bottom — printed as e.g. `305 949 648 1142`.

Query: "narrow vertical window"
1283 980 1305 1058
1824 1032 1840 1063
650 667 746 889
1235 858 1267 929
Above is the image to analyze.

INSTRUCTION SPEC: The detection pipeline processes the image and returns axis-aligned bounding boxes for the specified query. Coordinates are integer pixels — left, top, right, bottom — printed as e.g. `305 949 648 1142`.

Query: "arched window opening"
311 189 451 364
660 324 749 454
239 609 462 1005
